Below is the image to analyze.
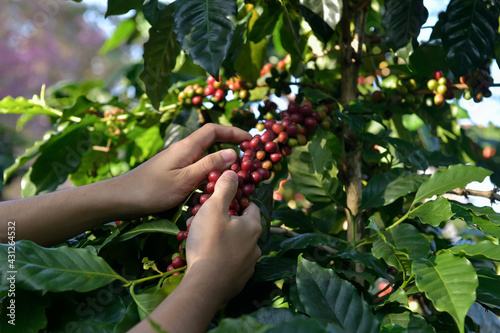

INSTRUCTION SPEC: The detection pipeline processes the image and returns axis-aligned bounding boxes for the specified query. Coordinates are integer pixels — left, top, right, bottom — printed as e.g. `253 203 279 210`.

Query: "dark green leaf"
0 240 126 292
234 35 267 83
381 311 436 333
174 0 237 78
119 220 179 242
280 233 342 252
413 253 478 333
442 0 499 77
250 307 301 326
135 274 183 318
451 203 500 239
383 224 430 260
266 317 346 333
300 0 342 43
0 290 50 332
361 170 424 210
296 256 378 332
409 45 448 77
113 299 140 332
382 0 428 50
141 4 180 110
410 196 454 227
413 164 492 205
106 0 143 17
252 256 297 283
335 249 391 282
476 268 500 309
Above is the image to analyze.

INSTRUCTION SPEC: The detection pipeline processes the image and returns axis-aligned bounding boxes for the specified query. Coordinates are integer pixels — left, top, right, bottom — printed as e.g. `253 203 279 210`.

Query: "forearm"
0 177 138 246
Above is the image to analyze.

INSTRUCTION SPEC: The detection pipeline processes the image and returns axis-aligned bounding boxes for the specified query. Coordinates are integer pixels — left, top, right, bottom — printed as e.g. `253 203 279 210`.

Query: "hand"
185 170 262 304
116 124 251 216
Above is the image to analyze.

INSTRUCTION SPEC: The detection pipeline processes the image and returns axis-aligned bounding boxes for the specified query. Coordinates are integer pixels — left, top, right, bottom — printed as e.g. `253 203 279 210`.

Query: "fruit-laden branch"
447 188 500 203
269 227 338 255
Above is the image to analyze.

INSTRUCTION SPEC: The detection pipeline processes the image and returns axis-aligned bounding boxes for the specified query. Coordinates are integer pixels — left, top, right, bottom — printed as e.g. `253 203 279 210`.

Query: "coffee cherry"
251 171 263 183
262 160 273 169
250 137 263 150
434 94 445 106
252 159 262 170
427 79 438 91
281 146 292 156
272 123 285 134
270 153 283 163
172 256 186 269
278 131 288 143
167 264 175 272
286 123 299 136
265 119 276 131
261 130 276 143
257 167 271 180
288 102 299 114
192 204 201 216
177 231 188 243
238 170 250 182
208 171 221 183
265 141 278 153
256 123 265 131
229 210 239 216
256 150 266 160
240 140 251 151
299 104 312 116
240 197 250 210
206 181 216 193
230 163 241 172
296 134 307 146
199 194 211 205
291 113 304 124
242 184 255 197
287 138 298 147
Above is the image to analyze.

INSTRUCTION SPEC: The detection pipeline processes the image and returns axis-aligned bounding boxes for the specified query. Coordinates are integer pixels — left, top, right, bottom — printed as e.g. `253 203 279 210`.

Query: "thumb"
187 149 237 184
208 171 239 214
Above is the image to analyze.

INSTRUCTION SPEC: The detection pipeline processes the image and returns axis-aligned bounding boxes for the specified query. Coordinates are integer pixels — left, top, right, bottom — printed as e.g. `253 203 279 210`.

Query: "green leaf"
100 19 136 55
413 164 492 205
0 240 126 292
288 129 344 205
402 113 424 131
252 255 297 283
409 45 448 77
413 252 478 333
410 196 454 226
113 300 140 332
135 274 183 319
382 0 428 50
381 311 436 333
442 0 499 77
105 0 142 17
361 170 424 210
248 1 282 43
296 256 378 332
449 240 500 261
0 289 50 332
300 0 341 43
234 35 267 83
119 220 179 242
335 249 391 282
383 224 430 260
451 203 500 239
476 268 500 309
141 4 180 110
174 0 237 78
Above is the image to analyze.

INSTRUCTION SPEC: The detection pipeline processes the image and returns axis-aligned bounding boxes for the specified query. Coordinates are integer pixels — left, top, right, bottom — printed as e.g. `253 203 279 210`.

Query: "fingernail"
220 149 236 165
222 170 238 182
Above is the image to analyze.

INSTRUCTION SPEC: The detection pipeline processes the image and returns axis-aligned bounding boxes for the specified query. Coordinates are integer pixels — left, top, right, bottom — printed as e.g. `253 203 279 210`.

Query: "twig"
269 227 338 254
447 188 500 204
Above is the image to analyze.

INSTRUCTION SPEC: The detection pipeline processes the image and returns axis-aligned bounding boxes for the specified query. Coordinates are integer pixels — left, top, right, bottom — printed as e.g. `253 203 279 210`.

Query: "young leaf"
410 196 454 226
141 4 180 110
442 0 499 77
382 0 428 50
413 252 478 333
296 255 378 332
100 19 136 55
0 240 126 292
119 219 180 242
413 164 492 205
173 0 237 78
380 311 436 333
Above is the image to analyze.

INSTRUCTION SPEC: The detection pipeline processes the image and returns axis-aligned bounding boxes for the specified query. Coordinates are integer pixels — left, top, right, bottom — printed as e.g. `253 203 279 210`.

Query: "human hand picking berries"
129 170 262 333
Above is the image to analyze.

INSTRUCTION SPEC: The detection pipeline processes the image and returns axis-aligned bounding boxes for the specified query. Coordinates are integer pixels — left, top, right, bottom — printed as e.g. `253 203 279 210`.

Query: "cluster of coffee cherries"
426 70 454 106
177 83 206 106
460 69 493 103
171 100 333 269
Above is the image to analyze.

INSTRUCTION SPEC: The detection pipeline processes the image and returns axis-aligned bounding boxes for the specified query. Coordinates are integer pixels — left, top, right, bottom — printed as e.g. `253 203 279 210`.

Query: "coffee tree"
2 0 500 332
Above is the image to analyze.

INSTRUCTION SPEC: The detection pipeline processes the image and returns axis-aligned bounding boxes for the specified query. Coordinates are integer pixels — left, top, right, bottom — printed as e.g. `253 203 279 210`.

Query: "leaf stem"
385 210 412 231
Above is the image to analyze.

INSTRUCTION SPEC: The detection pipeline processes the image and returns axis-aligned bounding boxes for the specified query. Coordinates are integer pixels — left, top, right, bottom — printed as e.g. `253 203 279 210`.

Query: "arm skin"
129 171 262 333
0 123 251 246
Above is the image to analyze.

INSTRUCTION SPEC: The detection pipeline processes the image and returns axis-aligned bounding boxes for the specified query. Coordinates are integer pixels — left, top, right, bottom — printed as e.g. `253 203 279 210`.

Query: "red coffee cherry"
208 171 221 183
242 184 255 197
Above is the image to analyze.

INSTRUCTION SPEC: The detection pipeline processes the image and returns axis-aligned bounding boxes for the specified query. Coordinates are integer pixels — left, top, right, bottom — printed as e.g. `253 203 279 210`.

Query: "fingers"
182 124 251 155
239 203 262 238
186 149 237 184
206 171 239 214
